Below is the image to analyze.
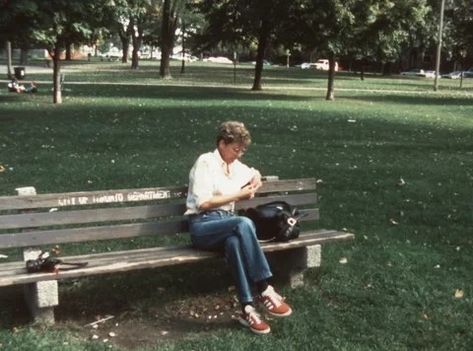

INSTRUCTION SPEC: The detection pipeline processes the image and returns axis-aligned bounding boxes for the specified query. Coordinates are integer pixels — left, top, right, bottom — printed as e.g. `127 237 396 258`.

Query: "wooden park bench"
0 177 354 325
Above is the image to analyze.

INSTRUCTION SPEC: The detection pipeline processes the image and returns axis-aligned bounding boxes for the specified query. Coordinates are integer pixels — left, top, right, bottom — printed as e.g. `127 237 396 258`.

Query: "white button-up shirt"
185 149 258 215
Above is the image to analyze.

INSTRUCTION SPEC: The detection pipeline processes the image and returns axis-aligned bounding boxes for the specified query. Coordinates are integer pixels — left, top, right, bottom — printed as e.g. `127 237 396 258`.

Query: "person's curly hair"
216 121 252 147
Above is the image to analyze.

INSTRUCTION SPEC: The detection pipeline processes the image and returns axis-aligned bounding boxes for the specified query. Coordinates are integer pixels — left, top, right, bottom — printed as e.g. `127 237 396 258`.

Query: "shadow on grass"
0 259 236 330
62 84 318 101
342 92 473 106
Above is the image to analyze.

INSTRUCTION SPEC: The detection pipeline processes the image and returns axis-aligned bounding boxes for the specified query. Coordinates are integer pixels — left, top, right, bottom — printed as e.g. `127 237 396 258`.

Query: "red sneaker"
237 305 271 335
259 285 292 317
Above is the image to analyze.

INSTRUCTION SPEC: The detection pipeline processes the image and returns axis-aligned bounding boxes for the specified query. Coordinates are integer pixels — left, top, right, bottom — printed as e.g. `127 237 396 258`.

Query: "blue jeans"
189 210 272 304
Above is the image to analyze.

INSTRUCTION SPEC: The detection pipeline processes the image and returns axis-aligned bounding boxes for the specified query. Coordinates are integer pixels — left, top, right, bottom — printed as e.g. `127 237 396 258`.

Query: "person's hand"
249 170 262 191
239 184 257 200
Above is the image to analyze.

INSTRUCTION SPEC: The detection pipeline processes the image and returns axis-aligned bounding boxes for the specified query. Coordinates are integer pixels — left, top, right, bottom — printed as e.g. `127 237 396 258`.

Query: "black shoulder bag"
239 201 301 242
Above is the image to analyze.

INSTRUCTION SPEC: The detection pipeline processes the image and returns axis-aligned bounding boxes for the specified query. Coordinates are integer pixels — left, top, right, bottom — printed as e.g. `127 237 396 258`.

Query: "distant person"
7 80 37 93
185 121 292 335
7 79 25 93
24 81 37 93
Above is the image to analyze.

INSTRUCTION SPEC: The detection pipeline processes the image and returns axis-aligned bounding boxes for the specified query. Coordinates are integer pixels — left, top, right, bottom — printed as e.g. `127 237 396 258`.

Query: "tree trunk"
131 22 143 70
52 46 62 104
325 52 336 101
119 24 130 63
360 64 365 81
131 44 139 69
382 62 392 76
180 21 186 74
20 48 28 65
6 41 13 79
251 18 270 91
65 42 73 61
159 0 174 79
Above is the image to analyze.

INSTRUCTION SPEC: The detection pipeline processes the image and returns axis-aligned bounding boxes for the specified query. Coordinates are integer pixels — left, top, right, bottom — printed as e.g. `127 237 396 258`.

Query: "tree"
293 0 359 100
193 0 293 90
441 0 473 70
3 0 110 103
345 0 434 76
0 0 39 78
160 0 186 79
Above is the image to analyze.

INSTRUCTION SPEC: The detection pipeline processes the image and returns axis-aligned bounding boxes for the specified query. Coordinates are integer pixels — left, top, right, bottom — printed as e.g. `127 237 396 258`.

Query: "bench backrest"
0 178 318 250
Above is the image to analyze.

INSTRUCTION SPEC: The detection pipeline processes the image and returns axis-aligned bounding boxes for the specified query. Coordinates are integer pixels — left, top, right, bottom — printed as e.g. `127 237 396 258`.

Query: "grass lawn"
0 61 472 350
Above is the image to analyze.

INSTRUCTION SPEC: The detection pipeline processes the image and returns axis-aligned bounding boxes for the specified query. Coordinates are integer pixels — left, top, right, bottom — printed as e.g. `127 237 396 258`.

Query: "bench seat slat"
0 192 317 230
0 178 316 211
0 230 354 287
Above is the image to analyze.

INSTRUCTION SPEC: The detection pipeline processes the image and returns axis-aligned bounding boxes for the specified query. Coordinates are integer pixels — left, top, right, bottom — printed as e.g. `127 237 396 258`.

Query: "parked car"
251 60 271 66
423 70 437 78
313 59 339 71
300 62 312 69
400 68 436 78
463 68 473 78
441 71 464 79
203 56 233 64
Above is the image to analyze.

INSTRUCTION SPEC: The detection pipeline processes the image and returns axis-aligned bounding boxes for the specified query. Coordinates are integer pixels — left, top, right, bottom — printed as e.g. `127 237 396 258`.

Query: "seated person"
24 81 37 93
7 79 25 93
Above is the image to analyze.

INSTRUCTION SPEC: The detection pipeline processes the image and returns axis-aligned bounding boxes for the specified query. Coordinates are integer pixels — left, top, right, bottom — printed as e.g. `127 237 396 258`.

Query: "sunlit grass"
0 63 472 350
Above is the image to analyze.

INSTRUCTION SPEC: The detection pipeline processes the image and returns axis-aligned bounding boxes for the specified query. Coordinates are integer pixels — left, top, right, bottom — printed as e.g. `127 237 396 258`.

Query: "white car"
300 62 312 69
400 68 436 78
313 59 339 71
423 70 437 78
441 71 463 79
203 56 233 64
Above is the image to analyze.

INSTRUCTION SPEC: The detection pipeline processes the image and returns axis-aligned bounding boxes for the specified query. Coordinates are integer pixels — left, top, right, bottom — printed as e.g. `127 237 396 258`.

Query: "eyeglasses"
232 145 247 155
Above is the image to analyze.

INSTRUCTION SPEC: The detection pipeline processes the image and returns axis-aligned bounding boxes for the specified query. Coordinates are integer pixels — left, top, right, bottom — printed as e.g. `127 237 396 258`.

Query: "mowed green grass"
0 62 472 350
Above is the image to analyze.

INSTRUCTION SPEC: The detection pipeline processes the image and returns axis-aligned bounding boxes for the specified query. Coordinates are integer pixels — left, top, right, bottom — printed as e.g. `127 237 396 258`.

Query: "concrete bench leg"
269 244 321 288
16 187 59 325
23 281 58 325
23 249 58 325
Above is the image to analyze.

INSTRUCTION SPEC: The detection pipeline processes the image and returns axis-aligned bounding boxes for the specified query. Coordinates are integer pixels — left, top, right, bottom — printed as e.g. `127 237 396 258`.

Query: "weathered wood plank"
0 179 316 211
0 208 319 249
258 178 316 193
0 186 188 211
237 192 317 209
0 192 316 230
0 220 188 249
0 203 186 230
0 230 354 287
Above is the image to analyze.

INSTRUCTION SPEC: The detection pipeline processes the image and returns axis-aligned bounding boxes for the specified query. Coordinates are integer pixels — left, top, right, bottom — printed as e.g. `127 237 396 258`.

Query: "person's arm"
198 184 257 211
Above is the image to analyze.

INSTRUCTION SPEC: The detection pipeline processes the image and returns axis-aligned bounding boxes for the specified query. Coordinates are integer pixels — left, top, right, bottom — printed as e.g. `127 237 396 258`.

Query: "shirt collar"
213 148 237 174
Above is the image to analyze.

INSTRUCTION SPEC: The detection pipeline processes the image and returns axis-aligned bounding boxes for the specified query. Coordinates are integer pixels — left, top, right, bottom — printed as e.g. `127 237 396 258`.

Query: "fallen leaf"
397 177 406 186
454 289 464 299
389 218 399 225
339 257 348 264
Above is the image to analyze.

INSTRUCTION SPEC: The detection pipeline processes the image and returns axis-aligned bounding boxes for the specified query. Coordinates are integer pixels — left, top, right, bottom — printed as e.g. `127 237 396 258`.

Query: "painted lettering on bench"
126 190 171 201
56 190 171 206
58 198 76 206
92 193 124 204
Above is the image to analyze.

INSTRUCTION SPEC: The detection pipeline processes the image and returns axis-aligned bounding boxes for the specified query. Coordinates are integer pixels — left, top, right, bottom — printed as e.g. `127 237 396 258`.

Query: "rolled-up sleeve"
189 155 213 208
234 161 258 187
